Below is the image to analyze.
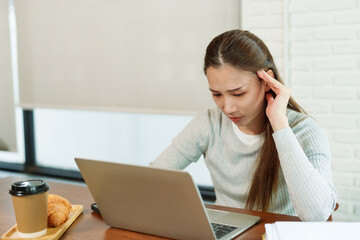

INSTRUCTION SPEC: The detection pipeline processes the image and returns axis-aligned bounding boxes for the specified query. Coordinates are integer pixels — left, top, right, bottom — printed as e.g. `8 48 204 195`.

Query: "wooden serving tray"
1 205 83 240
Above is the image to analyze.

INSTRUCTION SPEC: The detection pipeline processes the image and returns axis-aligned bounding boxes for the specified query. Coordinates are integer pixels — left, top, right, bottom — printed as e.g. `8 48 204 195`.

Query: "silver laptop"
75 158 260 240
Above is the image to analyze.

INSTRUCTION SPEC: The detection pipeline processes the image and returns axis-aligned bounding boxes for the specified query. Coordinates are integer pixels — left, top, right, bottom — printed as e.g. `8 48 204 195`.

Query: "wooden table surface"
0 176 300 240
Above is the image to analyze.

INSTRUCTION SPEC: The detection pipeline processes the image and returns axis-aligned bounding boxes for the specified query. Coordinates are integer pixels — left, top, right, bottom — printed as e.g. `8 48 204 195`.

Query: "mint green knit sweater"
150 107 337 221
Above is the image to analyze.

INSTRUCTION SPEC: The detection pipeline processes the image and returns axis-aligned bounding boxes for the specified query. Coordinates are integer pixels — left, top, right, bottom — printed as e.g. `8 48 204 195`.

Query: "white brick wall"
241 0 286 77
289 0 360 221
333 74 360 85
291 13 330 27
242 0 360 221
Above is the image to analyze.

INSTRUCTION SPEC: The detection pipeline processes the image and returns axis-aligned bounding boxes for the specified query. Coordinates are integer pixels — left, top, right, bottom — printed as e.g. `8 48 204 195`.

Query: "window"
34 108 213 186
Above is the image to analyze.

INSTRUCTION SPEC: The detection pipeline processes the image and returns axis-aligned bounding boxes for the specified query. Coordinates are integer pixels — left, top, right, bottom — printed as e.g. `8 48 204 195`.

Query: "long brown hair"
204 30 306 211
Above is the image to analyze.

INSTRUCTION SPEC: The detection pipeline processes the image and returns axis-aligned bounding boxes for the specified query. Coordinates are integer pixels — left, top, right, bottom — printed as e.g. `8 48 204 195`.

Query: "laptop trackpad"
207 208 228 221
206 208 260 227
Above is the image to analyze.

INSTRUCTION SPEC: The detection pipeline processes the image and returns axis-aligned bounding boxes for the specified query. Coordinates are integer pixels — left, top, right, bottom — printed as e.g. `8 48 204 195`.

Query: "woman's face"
207 64 268 135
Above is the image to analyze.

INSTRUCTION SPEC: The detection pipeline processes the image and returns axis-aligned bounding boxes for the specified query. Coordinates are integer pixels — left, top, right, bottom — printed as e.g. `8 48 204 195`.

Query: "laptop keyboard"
211 222 238 239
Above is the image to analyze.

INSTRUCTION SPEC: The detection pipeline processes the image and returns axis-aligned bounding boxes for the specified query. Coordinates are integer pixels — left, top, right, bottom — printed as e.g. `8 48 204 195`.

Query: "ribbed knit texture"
150 107 337 221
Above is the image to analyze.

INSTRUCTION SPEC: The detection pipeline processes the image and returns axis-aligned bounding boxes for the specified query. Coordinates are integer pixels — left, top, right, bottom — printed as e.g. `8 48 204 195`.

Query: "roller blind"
15 0 241 114
0 0 17 152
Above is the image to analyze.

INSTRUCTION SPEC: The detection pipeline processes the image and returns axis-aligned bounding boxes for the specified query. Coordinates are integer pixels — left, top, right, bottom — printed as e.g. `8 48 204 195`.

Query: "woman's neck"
238 110 267 135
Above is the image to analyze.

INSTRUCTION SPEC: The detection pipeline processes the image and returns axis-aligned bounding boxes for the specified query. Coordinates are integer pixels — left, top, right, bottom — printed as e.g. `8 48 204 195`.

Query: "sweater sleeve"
150 109 211 170
272 118 337 221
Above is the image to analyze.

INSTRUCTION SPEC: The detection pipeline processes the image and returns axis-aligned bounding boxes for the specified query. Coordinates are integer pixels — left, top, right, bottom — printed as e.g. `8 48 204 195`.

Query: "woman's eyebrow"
209 88 219 92
209 86 244 92
209 86 245 93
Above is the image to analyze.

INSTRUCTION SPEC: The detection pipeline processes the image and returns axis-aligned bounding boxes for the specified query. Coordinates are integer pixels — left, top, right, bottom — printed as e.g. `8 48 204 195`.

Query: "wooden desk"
0 177 300 240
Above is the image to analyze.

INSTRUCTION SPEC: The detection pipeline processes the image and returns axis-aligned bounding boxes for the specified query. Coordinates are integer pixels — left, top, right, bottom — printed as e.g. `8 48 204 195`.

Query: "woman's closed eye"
212 92 245 97
233 92 245 97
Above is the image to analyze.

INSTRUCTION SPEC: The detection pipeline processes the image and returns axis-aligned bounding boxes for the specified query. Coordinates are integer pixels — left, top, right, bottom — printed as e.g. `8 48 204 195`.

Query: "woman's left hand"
257 70 290 132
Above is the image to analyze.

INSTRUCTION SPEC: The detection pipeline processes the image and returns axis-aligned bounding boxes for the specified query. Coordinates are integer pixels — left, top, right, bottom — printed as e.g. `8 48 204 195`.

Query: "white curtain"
15 0 240 114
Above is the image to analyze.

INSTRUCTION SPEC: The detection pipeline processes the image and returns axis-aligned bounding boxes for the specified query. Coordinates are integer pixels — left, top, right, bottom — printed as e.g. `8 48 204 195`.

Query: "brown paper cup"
9 180 49 238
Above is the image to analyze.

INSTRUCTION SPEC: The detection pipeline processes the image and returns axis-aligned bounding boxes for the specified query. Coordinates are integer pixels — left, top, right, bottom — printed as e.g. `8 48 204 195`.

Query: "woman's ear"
264 69 275 92
266 69 275 78
264 82 271 92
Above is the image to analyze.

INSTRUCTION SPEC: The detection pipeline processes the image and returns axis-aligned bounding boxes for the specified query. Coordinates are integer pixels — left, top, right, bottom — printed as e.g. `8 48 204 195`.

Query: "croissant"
47 193 72 227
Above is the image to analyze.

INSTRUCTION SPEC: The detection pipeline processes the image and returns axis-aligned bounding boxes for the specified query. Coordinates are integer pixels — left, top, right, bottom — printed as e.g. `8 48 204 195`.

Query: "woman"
150 30 337 221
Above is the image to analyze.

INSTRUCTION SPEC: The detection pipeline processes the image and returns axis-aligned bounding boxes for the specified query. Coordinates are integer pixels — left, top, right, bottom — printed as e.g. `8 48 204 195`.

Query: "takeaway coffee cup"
9 179 49 238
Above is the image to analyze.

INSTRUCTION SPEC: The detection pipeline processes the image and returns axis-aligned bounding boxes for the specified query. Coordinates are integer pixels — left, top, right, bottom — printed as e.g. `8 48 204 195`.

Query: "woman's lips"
229 116 243 122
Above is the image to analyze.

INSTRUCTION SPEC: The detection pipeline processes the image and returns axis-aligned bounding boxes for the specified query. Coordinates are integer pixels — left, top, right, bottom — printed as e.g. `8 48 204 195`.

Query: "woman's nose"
223 98 236 115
